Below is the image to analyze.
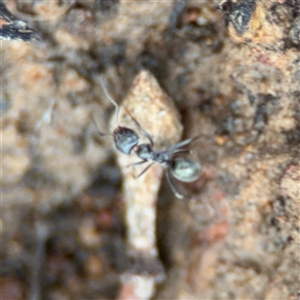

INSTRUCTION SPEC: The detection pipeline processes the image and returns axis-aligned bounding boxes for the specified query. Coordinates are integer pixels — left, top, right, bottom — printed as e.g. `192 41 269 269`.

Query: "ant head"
113 126 140 155
170 157 202 182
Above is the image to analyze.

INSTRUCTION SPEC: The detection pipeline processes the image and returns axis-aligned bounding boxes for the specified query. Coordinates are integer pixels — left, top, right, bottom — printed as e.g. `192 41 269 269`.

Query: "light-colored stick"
110 70 183 300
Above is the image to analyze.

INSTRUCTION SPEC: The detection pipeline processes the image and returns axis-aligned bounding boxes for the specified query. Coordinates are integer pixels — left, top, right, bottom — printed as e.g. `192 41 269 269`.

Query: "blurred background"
1 0 300 299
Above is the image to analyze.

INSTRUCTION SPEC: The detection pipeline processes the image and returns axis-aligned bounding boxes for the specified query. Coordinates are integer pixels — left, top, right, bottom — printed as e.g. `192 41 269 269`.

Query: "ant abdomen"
113 126 139 155
171 157 202 182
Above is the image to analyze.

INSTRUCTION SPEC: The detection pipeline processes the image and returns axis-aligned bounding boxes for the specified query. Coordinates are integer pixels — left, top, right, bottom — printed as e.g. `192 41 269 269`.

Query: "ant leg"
172 149 192 155
124 107 154 147
126 160 153 178
169 135 200 153
166 169 185 199
126 160 147 168
100 75 120 126
136 162 155 178
169 138 193 151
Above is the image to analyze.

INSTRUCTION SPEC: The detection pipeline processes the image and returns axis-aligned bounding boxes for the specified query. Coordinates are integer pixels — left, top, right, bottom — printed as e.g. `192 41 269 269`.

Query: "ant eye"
113 126 139 155
171 157 202 182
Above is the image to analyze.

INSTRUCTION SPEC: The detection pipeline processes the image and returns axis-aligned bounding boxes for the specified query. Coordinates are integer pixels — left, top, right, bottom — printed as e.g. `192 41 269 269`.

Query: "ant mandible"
96 76 202 198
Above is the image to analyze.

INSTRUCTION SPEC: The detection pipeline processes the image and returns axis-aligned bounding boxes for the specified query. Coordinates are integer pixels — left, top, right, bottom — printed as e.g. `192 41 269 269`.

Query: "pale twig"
112 70 183 300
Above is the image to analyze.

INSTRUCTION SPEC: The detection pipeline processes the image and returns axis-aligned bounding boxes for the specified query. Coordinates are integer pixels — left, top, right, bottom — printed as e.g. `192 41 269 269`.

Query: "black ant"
96 76 202 198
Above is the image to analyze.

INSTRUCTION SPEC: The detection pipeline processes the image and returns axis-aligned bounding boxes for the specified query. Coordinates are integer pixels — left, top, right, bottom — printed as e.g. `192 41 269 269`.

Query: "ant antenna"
100 75 120 126
92 113 110 137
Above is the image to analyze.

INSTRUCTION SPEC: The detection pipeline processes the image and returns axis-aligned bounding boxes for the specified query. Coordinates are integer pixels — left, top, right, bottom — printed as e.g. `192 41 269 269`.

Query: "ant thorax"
135 143 152 159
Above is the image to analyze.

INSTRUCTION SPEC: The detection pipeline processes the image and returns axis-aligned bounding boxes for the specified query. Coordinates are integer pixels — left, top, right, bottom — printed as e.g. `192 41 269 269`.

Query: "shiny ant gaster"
96 76 202 198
